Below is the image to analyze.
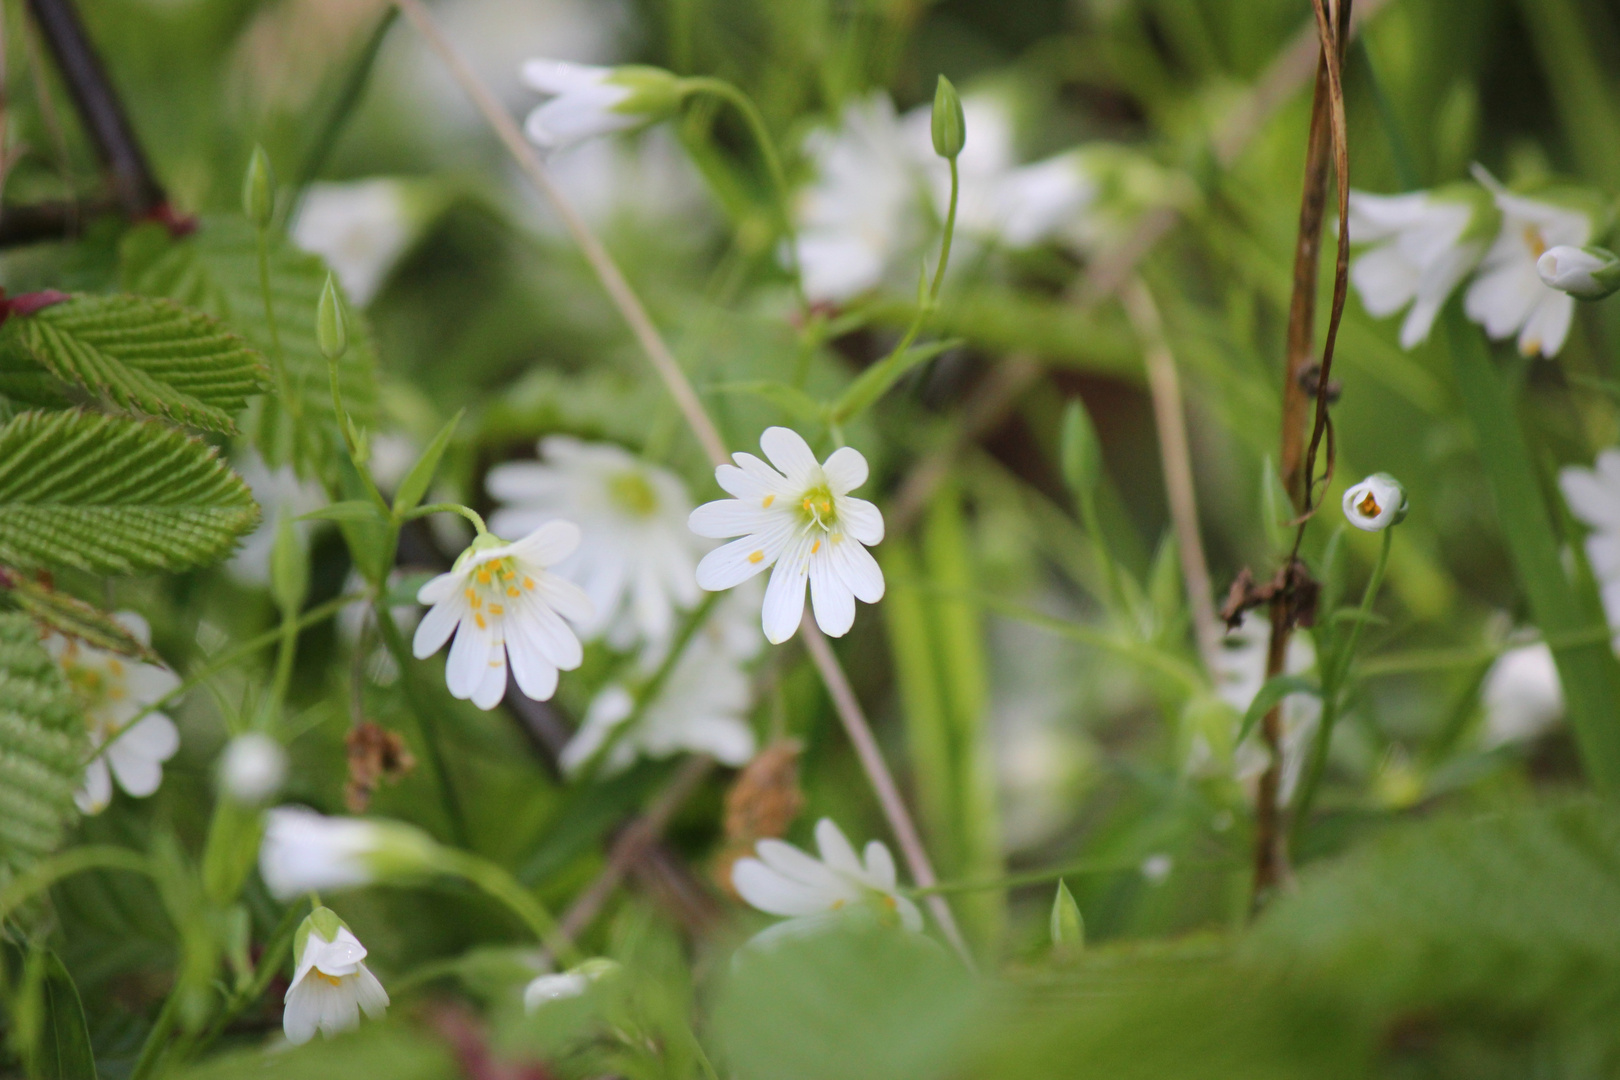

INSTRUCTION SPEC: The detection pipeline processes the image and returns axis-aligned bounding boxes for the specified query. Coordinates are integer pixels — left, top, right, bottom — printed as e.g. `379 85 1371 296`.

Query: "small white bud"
1536 245 1620 300
257 807 439 900
523 958 619 1012
1342 473 1408 532
218 732 287 804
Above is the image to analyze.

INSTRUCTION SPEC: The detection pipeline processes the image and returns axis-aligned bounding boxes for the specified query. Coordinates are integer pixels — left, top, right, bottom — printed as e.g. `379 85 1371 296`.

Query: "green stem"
372 601 470 846
188 900 305 1059
929 156 959 302
328 355 390 513
913 852 1232 896
435 849 579 966
401 501 487 534
127 985 181 1080
270 603 299 708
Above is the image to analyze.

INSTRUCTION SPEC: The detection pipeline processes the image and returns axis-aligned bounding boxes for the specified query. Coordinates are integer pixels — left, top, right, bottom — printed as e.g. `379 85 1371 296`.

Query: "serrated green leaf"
0 612 84 878
0 576 160 664
392 409 463 517
0 410 259 574
0 294 268 433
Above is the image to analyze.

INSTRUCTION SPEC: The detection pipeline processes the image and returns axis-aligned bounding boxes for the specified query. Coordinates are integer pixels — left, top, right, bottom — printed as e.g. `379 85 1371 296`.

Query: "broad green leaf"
392 409 464 517
0 612 84 878
1237 674 1319 745
828 338 960 424
28 951 98 1080
0 410 259 574
0 575 160 664
0 294 268 433
171 1024 456 1080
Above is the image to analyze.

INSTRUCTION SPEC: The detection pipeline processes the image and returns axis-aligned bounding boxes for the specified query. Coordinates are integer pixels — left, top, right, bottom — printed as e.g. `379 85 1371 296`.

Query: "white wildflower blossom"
731 818 923 942
412 523 595 709
283 907 388 1045
47 613 180 815
291 179 421 306
690 427 885 644
228 451 326 586
1537 244 1620 300
1342 473 1408 532
1347 186 1492 349
520 60 680 151
218 732 288 805
258 807 438 901
1481 642 1564 748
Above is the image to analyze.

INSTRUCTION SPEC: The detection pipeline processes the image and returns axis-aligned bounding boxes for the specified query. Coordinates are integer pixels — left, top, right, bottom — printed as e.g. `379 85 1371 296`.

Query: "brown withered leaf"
345 721 416 813
1219 559 1319 633
712 740 804 899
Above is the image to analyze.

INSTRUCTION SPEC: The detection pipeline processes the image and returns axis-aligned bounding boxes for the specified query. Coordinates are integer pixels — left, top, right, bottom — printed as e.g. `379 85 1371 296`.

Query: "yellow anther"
748 550 765 564
508 586 521 597
1523 225 1548 259
476 568 492 585
831 899 846 911
314 970 344 987
474 612 487 630
763 494 775 508
489 604 504 615
881 894 897 910
1357 491 1381 517
819 499 831 514
107 659 123 675
811 539 820 554
523 576 536 590
831 532 844 544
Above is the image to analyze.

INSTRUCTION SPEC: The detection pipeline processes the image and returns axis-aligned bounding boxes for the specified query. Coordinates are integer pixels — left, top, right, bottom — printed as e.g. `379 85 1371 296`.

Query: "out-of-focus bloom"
1559 449 1620 628
412 523 594 709
523 958 619 1012
1347 185 1493 349
1537 244 1620 301
219 732 288 805
731 818 922 940
258 807 438 901
793 94 923 304
283 907 388 1045
1342 473 1408 532
1211 613 1319 805
690 427 884 644
488 438 705 650
1139 853 1173 885
47 613 180 815
1481 642 1564 748
228 451 326 586
292 179 424 306
520 60 680 151
1465 168 1596 358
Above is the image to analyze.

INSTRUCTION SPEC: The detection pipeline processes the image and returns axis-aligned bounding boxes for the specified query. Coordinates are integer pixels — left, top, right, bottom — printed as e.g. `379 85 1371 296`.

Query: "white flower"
291 179 421 306
411 523 595 709
1538 245 1620 300
1465 168 1594 358
1342 473 1407 532
523 958 619 1012
1211 613 1320 806
731 818 923 940
228 451 326 586
258 807 437 901
1481 642 1564 748
219 732 287 805
1140 853 1173 885
46 613 180 815
520 60 679 151
488 438 706 650
1347 187 1490 349
793 94 925 304
1558 449 1620 628
283 908 388 1045
690 427 885 644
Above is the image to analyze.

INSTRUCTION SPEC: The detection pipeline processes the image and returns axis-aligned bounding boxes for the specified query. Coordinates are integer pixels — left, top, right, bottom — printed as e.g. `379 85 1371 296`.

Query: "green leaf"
1049 879 1084 953
392 410 463 517
0 612 84 878
1237 674 1319 745
28 951 98 1080
828 338 961 424
1060 399 1103 500
171 1023 455 1080
0 410 259 574
0 576 160 664
0 294 268 433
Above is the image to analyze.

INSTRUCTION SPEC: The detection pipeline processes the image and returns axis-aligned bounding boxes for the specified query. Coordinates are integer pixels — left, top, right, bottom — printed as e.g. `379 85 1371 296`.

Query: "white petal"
814 819 863 875
472 647 508 710
506 624 561 701
1520 291 1574 358
508 520 582 567
732 859 844 917
515 598 584 670
894 895 925 933
809 547 856 637
445 623 494 700
106 716 178 797
759 427 822 486
75 758 112 815
534 574 595 627
1349 243 1420 318
1560 466 1620 531
412 600 462 658
352 964 389 1019
821 447 869 494
696 534 779 591
282 978 322 1045
676 715 756 765
862 840 898 890
830 537 885 604
417 571 461 606
690 499 776 539
761 537 813 643
519 59 610 95
836 497 884 546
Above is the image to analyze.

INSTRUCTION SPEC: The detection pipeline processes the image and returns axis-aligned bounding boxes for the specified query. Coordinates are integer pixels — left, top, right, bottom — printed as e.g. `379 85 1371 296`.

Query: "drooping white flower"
1538 244 1620 300
1211 612 1320 806
1342 473 1408 532
1558 449 1620 628
291 179 422 306
1481 642 1564 748
46 613 180 815
523 958 619 1012
283 907 388 1045
219 732 288 805
690 427 885 644
520 60 680 151
258 807 438 901
793 94 925 304
731 818 923 940
228 450 326 586
488 438 706 650
1465 168 1595 358
1347 186 1493 349
411 523 595 709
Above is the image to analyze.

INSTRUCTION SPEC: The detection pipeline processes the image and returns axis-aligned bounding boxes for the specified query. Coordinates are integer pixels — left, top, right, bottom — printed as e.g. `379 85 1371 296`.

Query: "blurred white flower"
731 818 923 941
228 451 326 586
1481 642 1564 748
1342 473 1407 532
532 127 709 234
412 523 594 709
258 807 438 901
1538 244 1620 300
367 432 422 493
488 438 705 650
690 427 885 644
520 60 679 151
1558 449 1620 628
1139 853 1173 885
283 908 388 1045
218 732 288 805
1465 168 1594 358
1347 186 1491 349
523 958 618 1012
47 613 180 815
1213 613 1320 806
291 179 420 306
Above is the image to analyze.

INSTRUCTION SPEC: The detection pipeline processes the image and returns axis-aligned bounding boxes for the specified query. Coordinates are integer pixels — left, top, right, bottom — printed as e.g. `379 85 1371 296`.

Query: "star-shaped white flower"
488 437 706 651
46 612 180 815
731 818 923 942
690 427 885 644
412 523 595 709
283 908 389 1045
1347 187 1490 349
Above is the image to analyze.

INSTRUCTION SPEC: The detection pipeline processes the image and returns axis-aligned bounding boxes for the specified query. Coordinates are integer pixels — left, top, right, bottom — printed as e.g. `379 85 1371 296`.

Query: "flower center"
464 556 535 631
797 484 836 532
607 470 659 517
60 653 127 731
1523 225 1548 260
312 969 346 987
1356 491 1382 518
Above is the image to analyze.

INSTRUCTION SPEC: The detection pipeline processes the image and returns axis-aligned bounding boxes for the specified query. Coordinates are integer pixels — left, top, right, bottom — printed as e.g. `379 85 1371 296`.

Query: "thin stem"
914 852 1234 896
127 985 180 1080
402 501 487 534
437 849 579 967
327 354 390 513
373 601 470 847
189 901 304 1057
270 601 298 708
929 156 959 301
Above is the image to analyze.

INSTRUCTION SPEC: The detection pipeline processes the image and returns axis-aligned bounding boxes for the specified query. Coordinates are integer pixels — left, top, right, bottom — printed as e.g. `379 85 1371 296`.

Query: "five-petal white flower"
283 908 389 1045
488 438 706 650
731 818 922 939
1342 473 1407 532
412 523 594 709
46 613 180 815
690 427 885 644
1347 187 1490 349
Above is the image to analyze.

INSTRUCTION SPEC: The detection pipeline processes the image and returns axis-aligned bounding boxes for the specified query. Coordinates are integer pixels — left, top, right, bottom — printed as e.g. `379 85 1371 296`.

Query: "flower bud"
523 958 620 1012
219 732 288 805
317 275 348 360
1342 473 1408 532
1060 399 1102 499
258 807 440 900
1049 879 1083 954
930 75 965 160
269 515 308 615
242 146 275 229
1537 244 1620 300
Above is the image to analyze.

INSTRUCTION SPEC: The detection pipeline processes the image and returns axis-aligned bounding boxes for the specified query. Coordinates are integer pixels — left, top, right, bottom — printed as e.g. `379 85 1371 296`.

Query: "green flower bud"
1049 879 1084 955
243 146 275 229
931 75 966 160
317 275 348 360
1060 399 1102 499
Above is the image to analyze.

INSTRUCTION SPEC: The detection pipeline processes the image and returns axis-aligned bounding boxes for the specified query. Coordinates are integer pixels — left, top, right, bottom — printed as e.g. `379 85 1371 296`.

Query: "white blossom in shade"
46 613 180 815
1342 473 1408 532
523 958 619 1013
1558 449 1620 629
218 732 288 805
291 179 419 306
1347 187 1491 349
1537 245 1620 300
487 438 705 650
283 908 388 1045
731 818 923 941
793 94 924 304
258 807 438 901
1139 854 1173 885
228 451 326 586
411 523 594 709
1465 168 1595 358
690 427 885 644
1481 642 1565 748
1211 613 1320 806
520 61 678 152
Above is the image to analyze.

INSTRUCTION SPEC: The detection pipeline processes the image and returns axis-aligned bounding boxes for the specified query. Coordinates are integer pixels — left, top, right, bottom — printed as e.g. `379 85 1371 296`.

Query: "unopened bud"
1060 399 1102 499
931 75 966 160
1342 472 1408 532
317 275 348 360
1537 244 1620 300
243 146 275 229
219 732 288 805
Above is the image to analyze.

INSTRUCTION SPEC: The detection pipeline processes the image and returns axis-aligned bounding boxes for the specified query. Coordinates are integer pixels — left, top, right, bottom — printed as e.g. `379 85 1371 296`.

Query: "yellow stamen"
1357 491 1381 518
1521 338 1542 358
488 604 504 615
476 568 492 585
881 894 897 910
748 550 765 564
465 588 478 605
313 970 344 987
811 539 821 554
831 899 846 910
523 577 535 590
762 494 775 508
1523 225 1548 259
831 533 844 544
107 659 123 676
508 586 521 597
474 612 487 630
